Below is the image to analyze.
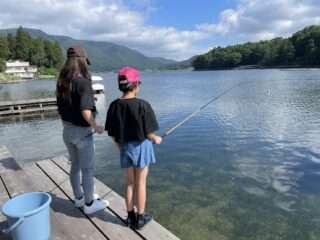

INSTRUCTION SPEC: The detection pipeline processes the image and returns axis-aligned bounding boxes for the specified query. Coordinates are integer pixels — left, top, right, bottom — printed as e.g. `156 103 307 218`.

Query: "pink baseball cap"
118 67 141 85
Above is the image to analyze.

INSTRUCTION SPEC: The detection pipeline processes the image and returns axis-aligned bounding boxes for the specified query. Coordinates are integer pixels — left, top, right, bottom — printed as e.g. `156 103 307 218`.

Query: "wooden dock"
0 146 179 240
0 98 57 117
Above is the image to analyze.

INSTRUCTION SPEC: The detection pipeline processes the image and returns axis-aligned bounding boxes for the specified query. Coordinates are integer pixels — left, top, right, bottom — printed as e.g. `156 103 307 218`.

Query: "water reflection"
1 69 320 239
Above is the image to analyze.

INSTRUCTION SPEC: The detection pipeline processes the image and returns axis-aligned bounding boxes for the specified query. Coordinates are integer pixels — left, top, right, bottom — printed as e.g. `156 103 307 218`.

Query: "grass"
0 72 21 82
38 74 56 80
0 72 56 82
38 67 58 80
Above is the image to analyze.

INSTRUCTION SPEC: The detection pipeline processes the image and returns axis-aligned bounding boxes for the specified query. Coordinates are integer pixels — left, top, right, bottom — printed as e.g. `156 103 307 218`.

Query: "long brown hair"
56 57 91 98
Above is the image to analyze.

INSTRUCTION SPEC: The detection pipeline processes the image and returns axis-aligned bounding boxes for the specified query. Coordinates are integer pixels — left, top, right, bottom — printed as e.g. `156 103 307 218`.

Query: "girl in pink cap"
105 67 162 229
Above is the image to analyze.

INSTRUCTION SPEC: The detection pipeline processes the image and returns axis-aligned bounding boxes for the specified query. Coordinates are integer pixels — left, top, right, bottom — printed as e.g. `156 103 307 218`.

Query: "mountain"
163 56 197 70
0 28 176 72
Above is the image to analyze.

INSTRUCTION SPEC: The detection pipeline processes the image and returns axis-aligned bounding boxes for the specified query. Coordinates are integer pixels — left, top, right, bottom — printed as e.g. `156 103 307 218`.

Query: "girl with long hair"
56 45 108 214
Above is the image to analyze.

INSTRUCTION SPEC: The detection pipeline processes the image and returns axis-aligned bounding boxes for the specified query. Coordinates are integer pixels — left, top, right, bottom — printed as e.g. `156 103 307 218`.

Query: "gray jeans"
63 121 94 203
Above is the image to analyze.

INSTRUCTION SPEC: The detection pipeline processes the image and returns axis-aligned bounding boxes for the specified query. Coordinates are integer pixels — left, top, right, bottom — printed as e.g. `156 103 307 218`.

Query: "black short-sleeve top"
105 98 159 144
57 77 95 127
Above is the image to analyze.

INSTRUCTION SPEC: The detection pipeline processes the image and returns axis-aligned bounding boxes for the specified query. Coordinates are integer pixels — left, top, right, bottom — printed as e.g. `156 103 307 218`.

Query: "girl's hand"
82 110 104 134
153 136 162 145
94 125 104 134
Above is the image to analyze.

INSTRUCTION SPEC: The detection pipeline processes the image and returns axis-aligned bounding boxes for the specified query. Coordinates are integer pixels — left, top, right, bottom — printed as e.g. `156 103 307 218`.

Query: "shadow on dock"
0 146 180 240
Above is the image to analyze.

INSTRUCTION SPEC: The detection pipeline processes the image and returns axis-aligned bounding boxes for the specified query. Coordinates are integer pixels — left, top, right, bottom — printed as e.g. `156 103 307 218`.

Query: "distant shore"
38 74 56 80
193 65 320 71
0 73 26 84
0 72 57 84
0 80 28 84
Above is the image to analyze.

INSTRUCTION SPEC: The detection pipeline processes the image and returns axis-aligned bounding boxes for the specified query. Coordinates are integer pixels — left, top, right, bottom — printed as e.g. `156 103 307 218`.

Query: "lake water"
1 69 320 240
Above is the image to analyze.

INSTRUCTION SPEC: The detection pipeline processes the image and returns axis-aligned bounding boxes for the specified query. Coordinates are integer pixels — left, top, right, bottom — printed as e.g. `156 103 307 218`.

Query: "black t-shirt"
57 77 95 127
105 98 159 144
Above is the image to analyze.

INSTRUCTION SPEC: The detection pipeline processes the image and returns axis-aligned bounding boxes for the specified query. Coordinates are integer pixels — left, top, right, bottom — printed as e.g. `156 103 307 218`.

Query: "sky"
0 0 319 60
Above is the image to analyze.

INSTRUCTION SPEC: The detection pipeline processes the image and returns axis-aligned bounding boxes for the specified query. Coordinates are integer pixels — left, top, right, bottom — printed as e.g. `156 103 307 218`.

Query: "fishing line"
161 80 252 138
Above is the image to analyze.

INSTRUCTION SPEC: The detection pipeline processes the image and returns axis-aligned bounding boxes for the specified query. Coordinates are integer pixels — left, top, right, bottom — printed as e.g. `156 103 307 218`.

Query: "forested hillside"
0 27 64 73
193 26 320 70
0 27 176 72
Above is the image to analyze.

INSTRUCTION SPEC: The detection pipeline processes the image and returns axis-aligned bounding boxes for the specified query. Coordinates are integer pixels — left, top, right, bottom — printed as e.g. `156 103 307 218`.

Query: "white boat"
92 83 104 94
92 75 105 94
92 75 103 81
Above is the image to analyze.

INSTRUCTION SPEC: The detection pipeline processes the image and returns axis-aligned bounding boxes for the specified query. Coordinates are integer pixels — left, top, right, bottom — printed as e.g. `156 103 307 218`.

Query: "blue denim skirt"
120 140 156 168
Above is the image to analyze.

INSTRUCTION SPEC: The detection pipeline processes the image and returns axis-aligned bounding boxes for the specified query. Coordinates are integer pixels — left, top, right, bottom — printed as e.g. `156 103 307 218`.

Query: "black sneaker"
136 213 153 230
125 211 136 228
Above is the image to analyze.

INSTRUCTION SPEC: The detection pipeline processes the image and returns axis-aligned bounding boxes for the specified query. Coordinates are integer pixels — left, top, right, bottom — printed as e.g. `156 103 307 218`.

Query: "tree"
0 58 5 72
0 37 10 60
30 38 46 66
238 44 252 65
7 33 16 59
51 41 64 69
193 55 210 70
15 26 32 61
252 43 266 64
0 26 65 74
305 39 317 65
192 25 320 69
277 40 295 65
44 40 55 67
290 25 320 65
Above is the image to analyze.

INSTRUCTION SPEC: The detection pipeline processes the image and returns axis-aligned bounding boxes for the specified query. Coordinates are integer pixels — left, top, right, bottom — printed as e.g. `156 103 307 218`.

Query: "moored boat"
92 75 105 94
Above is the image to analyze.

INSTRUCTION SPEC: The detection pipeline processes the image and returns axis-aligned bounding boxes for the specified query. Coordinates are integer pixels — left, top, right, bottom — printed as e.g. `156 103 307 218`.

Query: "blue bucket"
2 192 52 240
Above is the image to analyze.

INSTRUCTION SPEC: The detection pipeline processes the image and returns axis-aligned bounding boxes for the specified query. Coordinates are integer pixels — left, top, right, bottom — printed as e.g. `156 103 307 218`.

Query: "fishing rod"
161 81 251 139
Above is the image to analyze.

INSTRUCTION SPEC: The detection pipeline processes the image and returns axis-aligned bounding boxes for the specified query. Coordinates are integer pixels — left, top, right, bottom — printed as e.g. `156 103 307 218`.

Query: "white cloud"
0 0 207 60
0 0 319 60
199 0 320 42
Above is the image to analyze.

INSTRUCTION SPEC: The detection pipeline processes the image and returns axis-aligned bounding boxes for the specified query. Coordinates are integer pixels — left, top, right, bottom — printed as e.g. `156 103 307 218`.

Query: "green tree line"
193 25 320 70
0 26 64 73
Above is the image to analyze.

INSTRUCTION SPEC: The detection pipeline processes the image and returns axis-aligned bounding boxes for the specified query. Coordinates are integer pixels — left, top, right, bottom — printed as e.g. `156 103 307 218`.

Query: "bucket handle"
2 217 24 234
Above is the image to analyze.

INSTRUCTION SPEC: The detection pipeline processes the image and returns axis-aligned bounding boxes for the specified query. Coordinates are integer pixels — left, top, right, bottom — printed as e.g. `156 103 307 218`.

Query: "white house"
5 60 38 79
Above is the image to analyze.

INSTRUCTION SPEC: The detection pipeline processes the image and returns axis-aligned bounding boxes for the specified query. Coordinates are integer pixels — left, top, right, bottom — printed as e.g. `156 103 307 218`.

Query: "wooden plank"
0 107 57 116
0 98 57 116
0 155 48 240
0 177 11 240
0 148 179 240
0 98 56 107
0 149 26 198
51 156 71 172
0 152 107 240
0 146 20 175
51 156 113 197
52 156 180 240
0 104 56 111
106 191 180 240
38 160 142 240
23 164 108 240
1 171 106 240
50 188 107 240
0 178 9 221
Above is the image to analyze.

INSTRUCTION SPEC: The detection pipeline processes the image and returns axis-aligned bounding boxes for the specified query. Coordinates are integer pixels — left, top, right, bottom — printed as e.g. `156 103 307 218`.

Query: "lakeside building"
5 60 38 79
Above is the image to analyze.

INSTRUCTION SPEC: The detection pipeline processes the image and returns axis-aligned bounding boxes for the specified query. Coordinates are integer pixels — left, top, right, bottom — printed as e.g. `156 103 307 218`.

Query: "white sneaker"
74 193 100 208
84 199 109 215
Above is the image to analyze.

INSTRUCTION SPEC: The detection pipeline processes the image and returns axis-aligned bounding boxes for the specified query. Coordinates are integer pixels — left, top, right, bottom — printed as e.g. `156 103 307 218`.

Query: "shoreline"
193 65 320 71
0 80 29 84
1 66 320 85
0 72 25 84
0 75 56 84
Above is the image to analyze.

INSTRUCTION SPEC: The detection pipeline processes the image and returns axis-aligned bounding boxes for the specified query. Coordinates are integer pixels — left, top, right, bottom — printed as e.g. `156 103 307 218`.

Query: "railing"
0 98 57 116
